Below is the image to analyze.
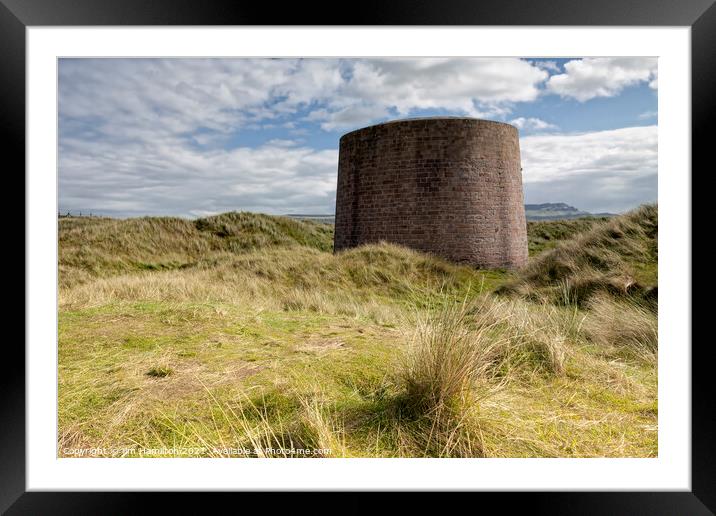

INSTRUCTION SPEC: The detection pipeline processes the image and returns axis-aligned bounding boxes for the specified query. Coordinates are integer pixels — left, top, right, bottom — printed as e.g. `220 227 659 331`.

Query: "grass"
58 207 657 458
146 366 174 378
582 294 658 364
58 212 334 288
500 204 658 306
527 217 608 256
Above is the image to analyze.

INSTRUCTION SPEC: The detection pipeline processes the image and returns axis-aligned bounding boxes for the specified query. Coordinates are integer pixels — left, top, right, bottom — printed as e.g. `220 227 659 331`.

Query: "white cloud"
649 67 658 90
521 125 657 182
306 58 550 130
532 60 561 73
58 58 658 217
61 59 259 148
546 57 658 101
60 58 551 143
520 126 657 212
510 117 557 132
298 58 550 130
59 137 339 217
305 104 391 132
264 138 300 147
638 110 658 120
345 58 547 111
59 58 554 216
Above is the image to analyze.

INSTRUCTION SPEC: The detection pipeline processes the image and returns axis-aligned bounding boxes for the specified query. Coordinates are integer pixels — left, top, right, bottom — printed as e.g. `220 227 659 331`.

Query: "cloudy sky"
59 57 657 217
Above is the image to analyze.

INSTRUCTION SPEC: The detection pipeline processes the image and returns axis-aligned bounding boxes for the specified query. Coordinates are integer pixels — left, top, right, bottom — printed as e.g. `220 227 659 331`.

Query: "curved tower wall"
333 117 528 269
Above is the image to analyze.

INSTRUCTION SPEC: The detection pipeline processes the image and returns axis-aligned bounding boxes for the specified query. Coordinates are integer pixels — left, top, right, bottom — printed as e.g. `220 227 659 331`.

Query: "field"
58 205 658 457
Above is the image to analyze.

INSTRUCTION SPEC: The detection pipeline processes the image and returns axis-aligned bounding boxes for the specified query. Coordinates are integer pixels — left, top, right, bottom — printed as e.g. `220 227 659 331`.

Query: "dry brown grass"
58 243 497 332
57 208 658 458
165 383 348 458
400 299 504 413
58 212 334 288
395 296 578 457
582 294 658 363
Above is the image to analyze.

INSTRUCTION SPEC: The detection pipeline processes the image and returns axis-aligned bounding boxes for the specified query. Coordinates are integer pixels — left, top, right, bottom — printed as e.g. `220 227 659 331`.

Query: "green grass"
527 217 609 256
59 212 334 288
502 204 658 306
146 366 174 378
58 208 657 458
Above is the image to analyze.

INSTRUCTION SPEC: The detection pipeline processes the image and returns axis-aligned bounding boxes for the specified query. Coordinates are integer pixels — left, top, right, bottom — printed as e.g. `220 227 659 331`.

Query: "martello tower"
333 117 528 269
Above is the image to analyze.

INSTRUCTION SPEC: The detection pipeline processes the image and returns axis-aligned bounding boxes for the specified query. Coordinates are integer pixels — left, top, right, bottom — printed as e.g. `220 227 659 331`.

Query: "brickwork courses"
333 117 529 269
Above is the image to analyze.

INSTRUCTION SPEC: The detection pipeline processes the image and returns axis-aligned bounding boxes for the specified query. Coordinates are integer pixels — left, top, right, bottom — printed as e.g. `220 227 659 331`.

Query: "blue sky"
58 57 657 217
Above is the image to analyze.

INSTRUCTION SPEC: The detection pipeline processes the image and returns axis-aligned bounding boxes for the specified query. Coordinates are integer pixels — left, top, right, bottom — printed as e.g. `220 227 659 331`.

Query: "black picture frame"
4 0 711 512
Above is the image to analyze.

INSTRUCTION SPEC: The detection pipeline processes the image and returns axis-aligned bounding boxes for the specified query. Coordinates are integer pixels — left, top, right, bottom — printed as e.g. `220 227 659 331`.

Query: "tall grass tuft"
396 295 574 457
485 299 570 376
400 299 503 414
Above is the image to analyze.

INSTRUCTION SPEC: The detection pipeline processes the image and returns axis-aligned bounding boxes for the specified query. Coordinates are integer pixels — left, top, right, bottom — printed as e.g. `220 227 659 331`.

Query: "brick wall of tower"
333 118 528 269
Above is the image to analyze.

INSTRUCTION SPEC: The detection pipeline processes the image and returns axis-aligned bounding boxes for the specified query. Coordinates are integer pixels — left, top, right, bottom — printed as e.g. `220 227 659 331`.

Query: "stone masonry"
333 117 528 269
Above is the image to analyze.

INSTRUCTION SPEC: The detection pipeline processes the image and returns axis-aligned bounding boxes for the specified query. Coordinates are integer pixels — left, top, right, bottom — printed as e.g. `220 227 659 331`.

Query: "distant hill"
287 204 616 224
524 203 616 221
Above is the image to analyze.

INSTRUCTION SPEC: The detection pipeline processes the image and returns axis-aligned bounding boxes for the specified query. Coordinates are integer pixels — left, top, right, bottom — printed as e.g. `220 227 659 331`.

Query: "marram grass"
58 208 657 458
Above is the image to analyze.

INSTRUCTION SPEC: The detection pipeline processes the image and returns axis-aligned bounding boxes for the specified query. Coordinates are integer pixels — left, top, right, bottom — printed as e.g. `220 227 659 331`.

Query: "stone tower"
333 117 528 269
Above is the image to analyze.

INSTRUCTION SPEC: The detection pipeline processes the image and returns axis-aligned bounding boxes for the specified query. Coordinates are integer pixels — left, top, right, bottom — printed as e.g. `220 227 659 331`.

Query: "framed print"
4 0 713 512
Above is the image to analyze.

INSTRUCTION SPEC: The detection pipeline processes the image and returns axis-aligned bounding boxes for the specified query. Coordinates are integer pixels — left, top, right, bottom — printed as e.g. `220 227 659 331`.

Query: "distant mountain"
286 204 615 224
524 203 615 221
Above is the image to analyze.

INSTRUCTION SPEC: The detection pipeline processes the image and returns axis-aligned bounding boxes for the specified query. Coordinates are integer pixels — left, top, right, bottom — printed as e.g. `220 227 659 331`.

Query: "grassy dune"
504 204 658 306
58 207 657 458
